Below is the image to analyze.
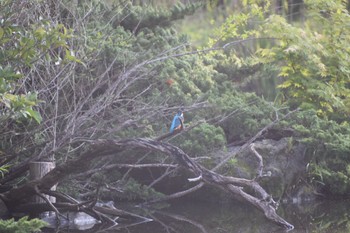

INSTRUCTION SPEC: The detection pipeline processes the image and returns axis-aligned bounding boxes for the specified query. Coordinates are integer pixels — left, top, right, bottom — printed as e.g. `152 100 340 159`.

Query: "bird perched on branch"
170 109 184 133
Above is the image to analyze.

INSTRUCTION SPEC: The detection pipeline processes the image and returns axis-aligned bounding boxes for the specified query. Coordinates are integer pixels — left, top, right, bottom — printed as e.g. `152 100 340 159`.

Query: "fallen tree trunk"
0 138 294 230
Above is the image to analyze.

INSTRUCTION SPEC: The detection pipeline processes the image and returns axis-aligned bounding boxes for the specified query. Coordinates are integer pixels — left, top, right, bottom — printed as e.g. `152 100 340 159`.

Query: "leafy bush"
287 110 350 196
0 217 47 233
179 123 226 157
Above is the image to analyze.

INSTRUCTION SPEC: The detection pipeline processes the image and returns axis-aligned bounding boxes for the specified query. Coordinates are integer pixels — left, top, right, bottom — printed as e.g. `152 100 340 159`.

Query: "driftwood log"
0 138 294 230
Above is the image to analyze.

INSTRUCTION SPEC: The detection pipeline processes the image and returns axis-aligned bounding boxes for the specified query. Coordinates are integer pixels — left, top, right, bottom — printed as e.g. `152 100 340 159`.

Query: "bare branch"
146 182 205 204
3 137 293 229
74 163 177 178
250 144 264 179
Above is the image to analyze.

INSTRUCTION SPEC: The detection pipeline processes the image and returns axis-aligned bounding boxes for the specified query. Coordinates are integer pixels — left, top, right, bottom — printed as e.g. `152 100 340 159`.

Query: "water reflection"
44 199 350 233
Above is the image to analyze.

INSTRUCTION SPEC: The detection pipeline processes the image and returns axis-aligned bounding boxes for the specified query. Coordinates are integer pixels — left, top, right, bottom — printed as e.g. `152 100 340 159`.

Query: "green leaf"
34 27 46 39
26 108 42 123
27 92 38 102
65 49 82 63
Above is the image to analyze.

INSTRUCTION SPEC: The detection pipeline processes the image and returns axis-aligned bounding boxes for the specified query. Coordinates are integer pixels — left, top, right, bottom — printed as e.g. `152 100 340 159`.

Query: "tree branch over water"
2 136 294 230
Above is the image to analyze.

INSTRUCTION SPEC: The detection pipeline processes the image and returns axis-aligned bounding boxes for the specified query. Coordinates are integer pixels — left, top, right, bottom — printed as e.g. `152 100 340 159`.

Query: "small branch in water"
34 186 63 224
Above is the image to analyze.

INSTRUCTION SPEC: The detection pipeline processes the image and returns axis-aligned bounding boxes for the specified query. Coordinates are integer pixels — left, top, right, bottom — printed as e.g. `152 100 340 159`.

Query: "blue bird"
170 110 184 133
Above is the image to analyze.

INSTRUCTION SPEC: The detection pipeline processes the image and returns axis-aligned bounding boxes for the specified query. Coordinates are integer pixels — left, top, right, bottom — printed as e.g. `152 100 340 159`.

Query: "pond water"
44 199 350 233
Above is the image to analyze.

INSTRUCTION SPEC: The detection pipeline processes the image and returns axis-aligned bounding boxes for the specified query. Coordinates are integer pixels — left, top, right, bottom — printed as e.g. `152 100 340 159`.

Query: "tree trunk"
29 162 56 204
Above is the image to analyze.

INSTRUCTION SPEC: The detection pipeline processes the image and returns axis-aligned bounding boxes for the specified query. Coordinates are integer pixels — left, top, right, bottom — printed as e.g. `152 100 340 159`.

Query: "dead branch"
213 108 299 171
1 137 293 229
250 144 264 179
93 204 151 222
74 163 177 178
34 186 61 223
146 182 205 204
121 151 152 181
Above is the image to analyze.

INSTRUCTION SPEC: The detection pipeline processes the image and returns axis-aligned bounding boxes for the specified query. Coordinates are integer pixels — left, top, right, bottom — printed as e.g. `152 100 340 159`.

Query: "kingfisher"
170 110 184 133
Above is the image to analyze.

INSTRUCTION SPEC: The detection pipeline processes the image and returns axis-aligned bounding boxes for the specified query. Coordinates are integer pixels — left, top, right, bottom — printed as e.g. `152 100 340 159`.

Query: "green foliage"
0 2 72 123
208 88 276 142
6 0 350 210
264 5 350 117
180 123 226 156
0 164 10 178
118 178 164 201
213 0 350 118
117 1 201 33
290 110 350 153
205 0 350 196
0 217 47 233
208 0 269 47
310 163 350 196
1 92 42 123
286 109 350 196
75 1 218 135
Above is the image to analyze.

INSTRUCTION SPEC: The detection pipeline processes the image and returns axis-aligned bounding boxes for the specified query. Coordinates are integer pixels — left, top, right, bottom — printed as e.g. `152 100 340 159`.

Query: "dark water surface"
44 199 350 233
